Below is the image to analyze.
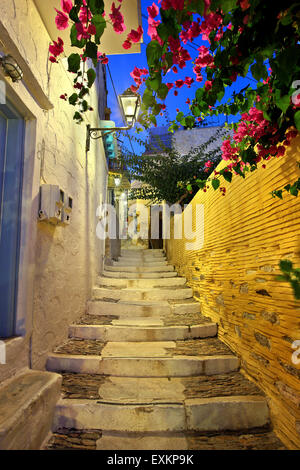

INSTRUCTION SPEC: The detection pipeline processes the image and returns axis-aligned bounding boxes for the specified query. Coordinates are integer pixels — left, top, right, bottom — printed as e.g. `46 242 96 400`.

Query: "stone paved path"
46 249 285 450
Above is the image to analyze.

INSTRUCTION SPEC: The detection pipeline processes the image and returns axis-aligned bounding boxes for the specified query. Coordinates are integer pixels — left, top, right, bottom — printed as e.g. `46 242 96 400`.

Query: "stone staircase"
45 249 284 450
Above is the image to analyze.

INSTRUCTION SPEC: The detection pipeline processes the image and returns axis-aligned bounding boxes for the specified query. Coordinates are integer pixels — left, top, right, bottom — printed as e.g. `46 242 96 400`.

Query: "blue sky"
106 0 254 155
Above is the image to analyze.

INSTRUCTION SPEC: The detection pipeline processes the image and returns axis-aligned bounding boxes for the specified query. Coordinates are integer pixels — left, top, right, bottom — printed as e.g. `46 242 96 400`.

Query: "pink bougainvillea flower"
166 82 174 90
49 37 64 57
185 98 191 104
172 66 178 73
79 6 92 23
130 84 139 92
147 2 159 18
239 0 250 10
50 56 58 63
184 76 194 88
55 9 69 30
128 25 143 43
109 2 126 34
175 79 184 88
61 0 73 14
76 22 90 41
122 39 132 50
205 80 213 91
88 24 97 35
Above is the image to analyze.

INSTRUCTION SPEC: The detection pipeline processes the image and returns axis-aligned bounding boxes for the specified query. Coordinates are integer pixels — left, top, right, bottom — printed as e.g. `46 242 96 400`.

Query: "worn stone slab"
98 276 186 288
101 341 176 358
69 323 217 342
97 377 185 404
105 265 175 273
187 431 286 450
92 287 193 302
60 372 263 402
186 396 269 432
87 300 171 317
0 370 61 450
103 270 178 279
53 400 186 433
113 260 169 267
98 355 238 377
96 432 188 450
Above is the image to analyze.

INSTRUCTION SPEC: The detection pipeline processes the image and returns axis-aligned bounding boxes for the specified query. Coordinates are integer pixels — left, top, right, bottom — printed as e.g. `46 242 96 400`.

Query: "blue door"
0 102 24 338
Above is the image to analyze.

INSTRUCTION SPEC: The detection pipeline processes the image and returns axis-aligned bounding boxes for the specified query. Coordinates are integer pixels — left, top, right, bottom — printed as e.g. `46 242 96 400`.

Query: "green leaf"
68 53 81 73
69 6 80 23
276 95 290 113
73 111 83 123
279 259 293 273
176 112 185 122
211 178 220 190
290 279 300 299
87 68 96 88
89 0 104 15
146 76 161 92
70 24 85 48
157 83 169 100
146 40 163 66
222 171 232 183
92 14 106 44
142 89 155 108
251 59 268 81
294 111 300 131
85 41 98 60
69 93 78 105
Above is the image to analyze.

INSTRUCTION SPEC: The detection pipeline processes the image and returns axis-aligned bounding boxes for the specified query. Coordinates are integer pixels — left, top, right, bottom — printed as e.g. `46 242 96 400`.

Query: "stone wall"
0 0 107 379
165 137 300 449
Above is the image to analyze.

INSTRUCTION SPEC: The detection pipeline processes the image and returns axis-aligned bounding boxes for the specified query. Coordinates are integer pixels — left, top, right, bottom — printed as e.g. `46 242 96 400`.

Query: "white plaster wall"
173 126 227 156
0 0 108 377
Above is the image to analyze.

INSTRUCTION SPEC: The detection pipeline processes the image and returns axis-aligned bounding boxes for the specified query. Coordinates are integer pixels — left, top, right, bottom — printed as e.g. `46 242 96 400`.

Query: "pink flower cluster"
122 26 143 50
49 37 64 63
130 67 148 92
109 2 126 34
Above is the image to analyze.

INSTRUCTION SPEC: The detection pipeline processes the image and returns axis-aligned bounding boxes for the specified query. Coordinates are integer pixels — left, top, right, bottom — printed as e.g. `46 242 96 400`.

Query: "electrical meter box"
38 184 64 225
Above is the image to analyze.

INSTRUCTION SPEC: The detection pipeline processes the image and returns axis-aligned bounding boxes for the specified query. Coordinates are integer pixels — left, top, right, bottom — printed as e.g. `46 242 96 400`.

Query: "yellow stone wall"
165 137 300 449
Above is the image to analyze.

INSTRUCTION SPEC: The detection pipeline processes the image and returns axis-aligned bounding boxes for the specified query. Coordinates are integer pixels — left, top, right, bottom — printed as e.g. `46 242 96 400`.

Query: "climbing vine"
129 0 300 194
49 0 142 123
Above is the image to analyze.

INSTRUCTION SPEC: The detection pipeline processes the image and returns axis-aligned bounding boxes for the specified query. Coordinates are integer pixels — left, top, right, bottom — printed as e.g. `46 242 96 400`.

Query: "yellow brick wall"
165 136 300 449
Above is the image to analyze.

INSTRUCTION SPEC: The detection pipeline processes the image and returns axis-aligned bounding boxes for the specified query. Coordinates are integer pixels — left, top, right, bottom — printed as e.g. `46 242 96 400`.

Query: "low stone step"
120 250 165 257
103 270 178 279
48 428 285 450
92 287 193 302
47 354 239 377
97 276 186 289
69 323 217 342
105 265 175 273
0 370 61 450
52 395 268 434
114 260 169 267
87 300 172 317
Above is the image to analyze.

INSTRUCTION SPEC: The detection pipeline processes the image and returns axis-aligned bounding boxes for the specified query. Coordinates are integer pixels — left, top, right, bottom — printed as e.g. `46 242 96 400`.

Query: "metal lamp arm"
86 123 134 152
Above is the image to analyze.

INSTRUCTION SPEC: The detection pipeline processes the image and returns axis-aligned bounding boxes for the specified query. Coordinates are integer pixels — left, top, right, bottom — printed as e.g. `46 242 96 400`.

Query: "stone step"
113 260 169 267
52 395 268 434
0 370 61 450
48 428 285 450
87 299 201 317
92 287 193 302
97 276 186 289
103 270 178 279
60 371 263 403
120 250 165 257
105 265 175 273
46 353 239 377
87 300 172 316
69 323 217 342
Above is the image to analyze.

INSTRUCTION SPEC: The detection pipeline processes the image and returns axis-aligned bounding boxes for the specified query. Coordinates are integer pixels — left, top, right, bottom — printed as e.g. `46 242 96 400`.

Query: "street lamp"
86 88 141 152
0 55 23 82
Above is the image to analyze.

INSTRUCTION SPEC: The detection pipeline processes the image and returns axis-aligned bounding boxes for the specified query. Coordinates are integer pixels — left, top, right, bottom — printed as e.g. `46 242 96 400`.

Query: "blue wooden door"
0 102 24 338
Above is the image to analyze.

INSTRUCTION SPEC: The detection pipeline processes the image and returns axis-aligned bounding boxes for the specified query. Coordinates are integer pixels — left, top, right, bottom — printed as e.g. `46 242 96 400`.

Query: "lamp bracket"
86 123 134 152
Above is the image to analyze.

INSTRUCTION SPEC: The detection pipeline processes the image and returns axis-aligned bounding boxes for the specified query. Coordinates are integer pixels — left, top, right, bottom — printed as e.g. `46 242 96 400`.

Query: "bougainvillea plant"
129 0 300 196
49 0 143 123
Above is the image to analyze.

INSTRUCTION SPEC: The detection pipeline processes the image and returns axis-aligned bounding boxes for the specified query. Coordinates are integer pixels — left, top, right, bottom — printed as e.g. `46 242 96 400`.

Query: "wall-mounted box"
61 194 73 226
38 184 64 224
